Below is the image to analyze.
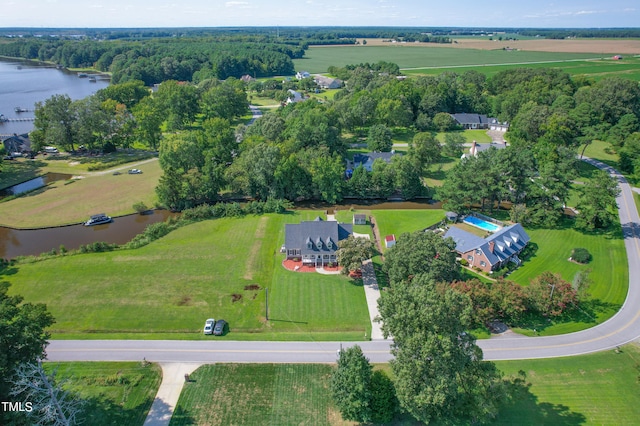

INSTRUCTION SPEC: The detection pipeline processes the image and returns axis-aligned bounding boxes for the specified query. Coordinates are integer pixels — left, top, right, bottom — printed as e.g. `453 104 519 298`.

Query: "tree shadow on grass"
511 299 620 333
495 372 587 426
77 394 169 426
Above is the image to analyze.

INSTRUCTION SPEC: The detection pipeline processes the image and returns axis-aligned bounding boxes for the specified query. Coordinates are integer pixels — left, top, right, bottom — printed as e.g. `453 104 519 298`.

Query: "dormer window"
326 238 333 249
316 237 323 249
306 237 313 249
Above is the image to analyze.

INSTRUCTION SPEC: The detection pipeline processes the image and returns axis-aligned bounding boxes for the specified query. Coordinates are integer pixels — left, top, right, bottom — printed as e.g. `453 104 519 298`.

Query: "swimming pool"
463 216 501 232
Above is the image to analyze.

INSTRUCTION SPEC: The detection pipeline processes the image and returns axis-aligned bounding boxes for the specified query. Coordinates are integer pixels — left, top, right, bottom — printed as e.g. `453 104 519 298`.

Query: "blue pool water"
463 216 501 232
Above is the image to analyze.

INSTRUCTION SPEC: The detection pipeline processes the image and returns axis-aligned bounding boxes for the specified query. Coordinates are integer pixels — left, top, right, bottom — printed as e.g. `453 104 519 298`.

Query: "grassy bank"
0 158 160 227
41 361 161 426
7 212 370 340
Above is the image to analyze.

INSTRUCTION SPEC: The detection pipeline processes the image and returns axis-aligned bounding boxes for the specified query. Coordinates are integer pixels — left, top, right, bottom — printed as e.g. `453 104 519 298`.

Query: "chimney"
488 241 495 253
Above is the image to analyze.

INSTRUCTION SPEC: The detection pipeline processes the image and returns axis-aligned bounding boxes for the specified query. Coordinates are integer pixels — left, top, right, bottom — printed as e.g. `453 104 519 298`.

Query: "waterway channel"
0 210 175 259
0 200 445 260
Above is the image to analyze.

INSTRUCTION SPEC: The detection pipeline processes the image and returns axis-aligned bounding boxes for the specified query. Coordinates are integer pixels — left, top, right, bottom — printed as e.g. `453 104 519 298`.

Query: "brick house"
444 223 530 273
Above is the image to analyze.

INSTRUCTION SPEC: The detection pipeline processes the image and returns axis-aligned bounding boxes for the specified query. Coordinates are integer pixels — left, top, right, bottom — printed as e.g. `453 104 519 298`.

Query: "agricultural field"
404 56 640 81
42 361 161 426
6 212 371 340
294 44 612 73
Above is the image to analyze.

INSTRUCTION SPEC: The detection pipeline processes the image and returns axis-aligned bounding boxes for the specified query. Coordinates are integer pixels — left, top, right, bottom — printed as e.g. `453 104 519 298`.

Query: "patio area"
282 259 342 274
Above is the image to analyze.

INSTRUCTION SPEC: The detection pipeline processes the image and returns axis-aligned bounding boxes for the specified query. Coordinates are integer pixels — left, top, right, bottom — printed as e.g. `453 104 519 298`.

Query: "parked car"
128 169 143 174
213 319 227 336
203 318 216 335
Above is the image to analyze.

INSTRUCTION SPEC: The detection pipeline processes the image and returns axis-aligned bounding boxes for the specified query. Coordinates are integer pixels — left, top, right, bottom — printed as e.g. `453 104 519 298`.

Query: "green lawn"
494 343 640 425
507 223 628 335
42 361 161 426
294 45 603 73
168 344 640 426
7 212 370 340
0 158 161 227
372 209 445 246
170 364 342 426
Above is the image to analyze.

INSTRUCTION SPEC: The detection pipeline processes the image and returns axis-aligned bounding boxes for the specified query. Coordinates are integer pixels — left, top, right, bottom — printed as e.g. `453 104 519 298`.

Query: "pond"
0 173 73 196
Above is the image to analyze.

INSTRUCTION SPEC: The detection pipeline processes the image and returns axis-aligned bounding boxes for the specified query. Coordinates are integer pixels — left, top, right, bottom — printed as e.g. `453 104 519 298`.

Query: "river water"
0 57 109 136
0 210 176 259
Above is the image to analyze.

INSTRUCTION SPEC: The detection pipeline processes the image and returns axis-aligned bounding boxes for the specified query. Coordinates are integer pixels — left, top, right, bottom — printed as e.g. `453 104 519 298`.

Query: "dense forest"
24 55 640 228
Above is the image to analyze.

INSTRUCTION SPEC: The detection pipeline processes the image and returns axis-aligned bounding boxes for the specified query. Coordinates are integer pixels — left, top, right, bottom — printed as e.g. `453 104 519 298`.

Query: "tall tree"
378 275 505 424
383 230 459 284
331 345 373 423
576 170 621 230
409 132 441 174
336 236 375 274
367 124 393 152
0 282 55 424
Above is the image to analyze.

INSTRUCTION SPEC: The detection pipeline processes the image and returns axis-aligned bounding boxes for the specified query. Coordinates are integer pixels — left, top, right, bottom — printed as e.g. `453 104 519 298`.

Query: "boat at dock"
14 107 29 113
77 72 88 78
84 213 112 226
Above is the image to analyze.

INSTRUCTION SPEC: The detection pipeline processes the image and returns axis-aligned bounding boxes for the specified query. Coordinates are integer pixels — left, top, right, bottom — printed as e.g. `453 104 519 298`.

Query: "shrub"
571 248 591 264
133 201 149 214
459 258 469 267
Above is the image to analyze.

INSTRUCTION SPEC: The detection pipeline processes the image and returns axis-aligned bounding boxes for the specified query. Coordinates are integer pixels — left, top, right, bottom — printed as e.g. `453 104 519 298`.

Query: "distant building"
314 75 342 89
461 140 506 159
2 133 31 154
286 89 305 104
350 151 400 172
240 74 255 83
296 71 311 79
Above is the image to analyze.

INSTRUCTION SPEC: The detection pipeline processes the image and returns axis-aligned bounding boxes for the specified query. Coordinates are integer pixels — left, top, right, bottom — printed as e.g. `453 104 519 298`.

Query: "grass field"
7 212 371 340
42 361 161 426
494 343 640 425
507 223 627 335
169 343 640 426
294 45 608 74
170 364 342 426
0 158 161 227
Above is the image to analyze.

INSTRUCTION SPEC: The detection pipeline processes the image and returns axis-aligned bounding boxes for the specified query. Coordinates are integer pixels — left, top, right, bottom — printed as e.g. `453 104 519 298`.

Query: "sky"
2 0 639 28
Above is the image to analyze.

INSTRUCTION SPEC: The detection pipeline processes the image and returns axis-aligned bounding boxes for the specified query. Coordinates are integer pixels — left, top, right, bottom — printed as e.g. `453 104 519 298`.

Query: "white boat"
84 213 112 226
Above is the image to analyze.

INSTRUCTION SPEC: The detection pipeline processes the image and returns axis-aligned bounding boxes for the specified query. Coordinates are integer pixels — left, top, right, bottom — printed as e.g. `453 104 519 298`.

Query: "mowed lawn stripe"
9 212 371 340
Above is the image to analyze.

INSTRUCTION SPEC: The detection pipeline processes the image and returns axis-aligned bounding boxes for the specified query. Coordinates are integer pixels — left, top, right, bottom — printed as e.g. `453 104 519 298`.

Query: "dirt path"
89 157 159 176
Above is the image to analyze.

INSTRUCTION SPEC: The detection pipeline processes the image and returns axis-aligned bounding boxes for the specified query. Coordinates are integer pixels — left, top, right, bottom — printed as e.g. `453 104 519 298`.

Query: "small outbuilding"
385 234 396 248
353 214 367 225
446 212 458 222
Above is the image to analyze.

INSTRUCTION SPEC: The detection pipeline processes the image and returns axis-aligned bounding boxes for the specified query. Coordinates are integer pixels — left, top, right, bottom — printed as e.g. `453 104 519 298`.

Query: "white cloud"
225 1 249 7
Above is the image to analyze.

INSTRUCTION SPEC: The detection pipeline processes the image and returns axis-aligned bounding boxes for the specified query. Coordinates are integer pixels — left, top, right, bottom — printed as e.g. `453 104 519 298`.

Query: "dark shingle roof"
451 113 490 126
353 152 399 172
285 220 353 256
444 223 530 267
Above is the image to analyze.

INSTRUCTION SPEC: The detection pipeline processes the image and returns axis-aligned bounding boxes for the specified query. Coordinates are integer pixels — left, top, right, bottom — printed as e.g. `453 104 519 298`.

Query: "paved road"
46 157 640 363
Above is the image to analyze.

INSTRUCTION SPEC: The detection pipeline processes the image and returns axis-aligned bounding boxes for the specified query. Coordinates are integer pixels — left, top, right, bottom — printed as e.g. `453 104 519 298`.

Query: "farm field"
6 212 371 340
43 361 161 426
294 45 610 73
168 343 640 426
403 56 640 81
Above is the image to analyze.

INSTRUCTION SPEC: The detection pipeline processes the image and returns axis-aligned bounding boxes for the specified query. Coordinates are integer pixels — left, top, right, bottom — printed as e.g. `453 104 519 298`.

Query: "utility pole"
265 288 269 321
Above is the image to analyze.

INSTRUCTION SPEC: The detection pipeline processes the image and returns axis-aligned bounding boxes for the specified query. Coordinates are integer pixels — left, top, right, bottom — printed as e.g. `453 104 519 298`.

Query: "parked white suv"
203 318 215 335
